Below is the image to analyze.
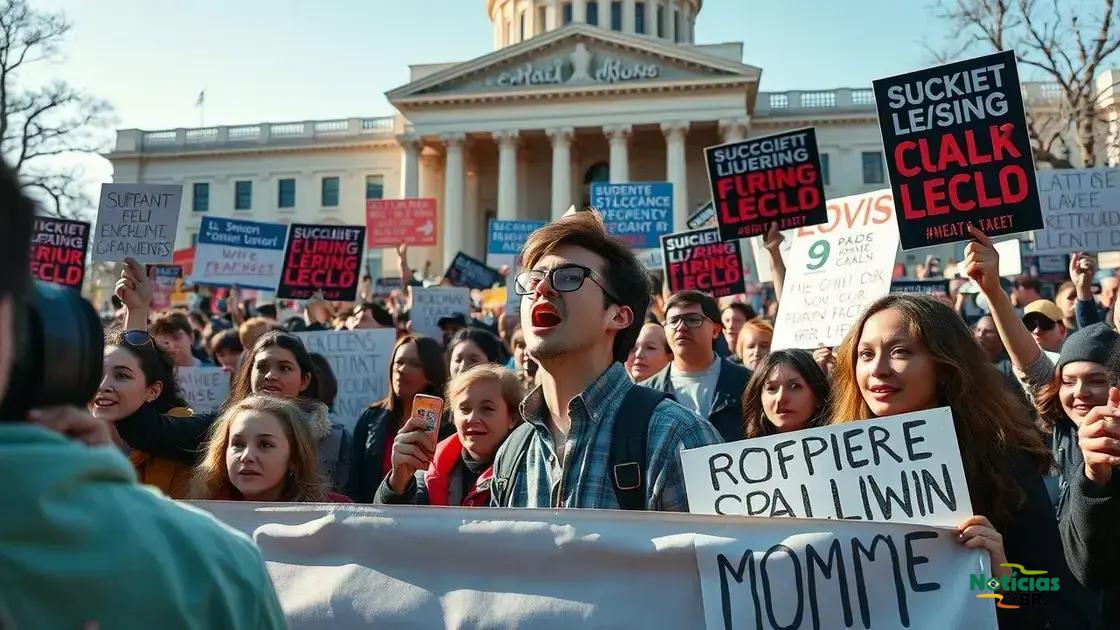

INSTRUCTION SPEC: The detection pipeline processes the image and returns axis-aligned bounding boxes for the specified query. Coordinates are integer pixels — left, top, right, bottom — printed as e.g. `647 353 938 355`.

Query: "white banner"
92 183 183 263
411 287 471 340
191 502 996 630
175 366 232 413
681 407 972 528
1033 168 1120 255
293 329 395 429
771 190 900 350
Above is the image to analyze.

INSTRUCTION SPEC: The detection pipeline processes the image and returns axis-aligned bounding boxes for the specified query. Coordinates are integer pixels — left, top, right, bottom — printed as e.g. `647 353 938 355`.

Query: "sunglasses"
1022 315 1057 332
122 329 156 349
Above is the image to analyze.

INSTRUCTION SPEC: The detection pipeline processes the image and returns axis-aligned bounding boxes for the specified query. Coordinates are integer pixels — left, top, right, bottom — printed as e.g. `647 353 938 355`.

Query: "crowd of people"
1 158 1118 629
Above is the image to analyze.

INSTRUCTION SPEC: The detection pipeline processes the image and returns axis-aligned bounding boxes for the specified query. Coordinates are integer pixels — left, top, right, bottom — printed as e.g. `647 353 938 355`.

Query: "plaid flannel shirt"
492 362 723 510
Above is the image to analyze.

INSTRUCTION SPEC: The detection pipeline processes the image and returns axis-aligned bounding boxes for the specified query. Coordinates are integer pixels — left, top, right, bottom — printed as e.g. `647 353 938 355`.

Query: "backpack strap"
610 385 671 510
490 422 536 507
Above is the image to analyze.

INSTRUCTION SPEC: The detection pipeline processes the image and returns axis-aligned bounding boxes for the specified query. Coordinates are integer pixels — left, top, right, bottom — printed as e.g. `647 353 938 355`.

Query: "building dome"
487 0 701 49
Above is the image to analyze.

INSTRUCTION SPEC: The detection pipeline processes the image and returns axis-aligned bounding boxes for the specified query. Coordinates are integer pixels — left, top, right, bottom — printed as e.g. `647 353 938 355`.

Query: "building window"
862 152 885 184
365 175 384 200
587 1 599 25
190 233 198 248
235 180 252 210
635 2 646 33
278 178 296 208
537 6 546 33
657 6 664 37
674 12 680 42
192 182 209 212
611 1 622 30
520 11 527 39
563 2 572 24
321 177 340 207
821 154 831 187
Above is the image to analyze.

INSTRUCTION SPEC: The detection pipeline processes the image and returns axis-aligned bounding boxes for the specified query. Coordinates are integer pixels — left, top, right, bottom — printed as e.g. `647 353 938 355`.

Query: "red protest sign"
277 224 365 301
366 198 438 248
29 218 90 289
660 228 746 298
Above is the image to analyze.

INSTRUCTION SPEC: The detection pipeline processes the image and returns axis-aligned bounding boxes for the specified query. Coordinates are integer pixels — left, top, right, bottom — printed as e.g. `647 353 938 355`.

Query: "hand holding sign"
1079 386 1120 486
388 413 436 494
962 225 1002 296
762 221 784 254
115 257 155 312
957 514 1009 579
1069 252 1097 293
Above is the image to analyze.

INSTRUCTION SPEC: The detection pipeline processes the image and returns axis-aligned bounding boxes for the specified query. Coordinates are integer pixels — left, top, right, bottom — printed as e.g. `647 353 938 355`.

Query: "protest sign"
706 127 828 241
29 218 89 289
770 190 900 350
891 279 951 296
687 202 718 230
365 198 438 249
277 224 365 301
444 251 503 290
193 502 994 630
589 182 673 249
486 219 545 269
1033 168 1120 255
411 287 471 340
873 50 1042 250
92 184 183 263
505 262 521 316
175 366 231 413
192 217 288 290
661 228 746 298
294 329 394 428
682 406 972 528
149 265 182 311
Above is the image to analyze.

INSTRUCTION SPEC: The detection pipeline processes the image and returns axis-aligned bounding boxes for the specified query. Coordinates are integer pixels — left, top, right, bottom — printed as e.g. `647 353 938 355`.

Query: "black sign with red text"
873 50 1042 250
706 127 828 241
660 228 745 298
277 223 365 301
29 218 89 289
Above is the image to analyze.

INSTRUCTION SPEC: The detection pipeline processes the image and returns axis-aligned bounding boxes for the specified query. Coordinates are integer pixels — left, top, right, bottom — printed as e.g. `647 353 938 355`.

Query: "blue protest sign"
194 216 290 291
487 219 545 268
589 182 673 250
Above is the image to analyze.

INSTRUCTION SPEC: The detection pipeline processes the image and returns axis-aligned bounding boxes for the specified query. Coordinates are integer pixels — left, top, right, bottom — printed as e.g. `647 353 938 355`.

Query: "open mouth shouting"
530 301 563 331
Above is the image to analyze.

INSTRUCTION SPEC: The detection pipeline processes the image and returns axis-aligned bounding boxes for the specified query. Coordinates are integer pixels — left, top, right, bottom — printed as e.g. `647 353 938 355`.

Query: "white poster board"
411 287 471 340
681 407 972 528
92 184 183 263
175 366 232 413
771 190 900 350
1033 168 1120 255
294 329 395 429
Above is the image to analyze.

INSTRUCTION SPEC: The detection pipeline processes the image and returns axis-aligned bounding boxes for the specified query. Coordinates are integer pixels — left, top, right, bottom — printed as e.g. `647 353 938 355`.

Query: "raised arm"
397 242 414 302
963 226 1042 371
762 222 787 304
1070 252 1103 328
116 257 154 332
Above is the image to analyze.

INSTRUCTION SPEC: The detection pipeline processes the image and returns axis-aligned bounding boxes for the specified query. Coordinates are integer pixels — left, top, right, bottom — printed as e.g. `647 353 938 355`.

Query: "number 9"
807 240 830 271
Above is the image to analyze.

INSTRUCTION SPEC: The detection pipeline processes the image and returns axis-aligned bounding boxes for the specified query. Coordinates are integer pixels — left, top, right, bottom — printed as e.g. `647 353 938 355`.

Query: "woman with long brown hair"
829 293 1084 629
346 334 449 503
740 349 828 439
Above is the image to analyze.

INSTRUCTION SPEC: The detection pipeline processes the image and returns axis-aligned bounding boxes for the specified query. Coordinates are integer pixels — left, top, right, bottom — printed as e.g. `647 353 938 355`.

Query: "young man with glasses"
491 211 722 511
640 291 751 444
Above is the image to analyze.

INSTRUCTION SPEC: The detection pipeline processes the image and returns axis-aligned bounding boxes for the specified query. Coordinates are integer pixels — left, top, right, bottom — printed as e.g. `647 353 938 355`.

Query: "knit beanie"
1056 323 1120 372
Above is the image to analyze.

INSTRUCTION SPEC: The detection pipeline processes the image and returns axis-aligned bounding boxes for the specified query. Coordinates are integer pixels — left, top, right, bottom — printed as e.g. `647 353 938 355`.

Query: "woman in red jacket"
375 364 522 506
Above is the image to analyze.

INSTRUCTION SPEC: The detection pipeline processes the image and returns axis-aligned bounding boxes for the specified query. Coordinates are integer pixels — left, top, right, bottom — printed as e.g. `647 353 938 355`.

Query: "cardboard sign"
29 218 89 289
687 202 718 230
661 228 746 298
411 287 471 340
873 50 1042 250
486 219 545 269
682 407 972 527
192 217 288 290
175 366 231 413
1033 168 1120 254
294 329 395 429
589 182 674 249
365 198 438 249
444 251 503 290
706 127 828 240
891 279 951 296
92 184 183 263
770 190 901 350
277 224 365 301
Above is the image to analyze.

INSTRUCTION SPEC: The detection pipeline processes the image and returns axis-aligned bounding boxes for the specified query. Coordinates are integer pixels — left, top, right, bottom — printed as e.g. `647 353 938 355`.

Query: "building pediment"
387 24 760 105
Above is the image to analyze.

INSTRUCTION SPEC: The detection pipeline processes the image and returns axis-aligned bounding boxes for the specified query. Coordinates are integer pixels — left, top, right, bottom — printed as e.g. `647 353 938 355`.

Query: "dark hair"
373 334 448 416
448 328 509 364
308 353 337 409
521 211 651 363
358 302 394 327
664 291 722 326
0 159 33 302
105 329 188 413
187 310 209 330
740 350 829 439
722 302 757 322
228 331 321 409
149 311 194 338
282 316 307 332
209 328 243 358
1014 276 1040 292
256 303 278 320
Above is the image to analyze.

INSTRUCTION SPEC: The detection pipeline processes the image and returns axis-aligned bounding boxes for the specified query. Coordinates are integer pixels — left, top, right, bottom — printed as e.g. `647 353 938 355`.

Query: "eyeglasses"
1022 315 1057 332
664 314 710 330
122 329 155 349
514 264 622 304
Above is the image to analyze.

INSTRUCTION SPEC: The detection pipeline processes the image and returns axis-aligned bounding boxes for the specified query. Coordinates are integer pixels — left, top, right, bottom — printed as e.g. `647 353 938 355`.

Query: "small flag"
195 90 205 107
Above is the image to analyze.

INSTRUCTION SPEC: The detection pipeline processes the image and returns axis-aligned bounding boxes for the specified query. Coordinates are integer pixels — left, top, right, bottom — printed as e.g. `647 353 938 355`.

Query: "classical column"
419 152 444 270
465 168 482 259
645 0 658 36
662 121 690 232
398 133 421 198
547 127 575 220
668 0 678 41
573 0 587 23
604 124 632 183
494 130 520 220
598 0 610 27
623 0 636 33
719 118 750 145
547 0 560 29
441 132 466 266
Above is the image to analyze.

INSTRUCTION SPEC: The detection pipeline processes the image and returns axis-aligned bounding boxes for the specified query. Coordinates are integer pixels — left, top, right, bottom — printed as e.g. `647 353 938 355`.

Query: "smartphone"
412 393 444 445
